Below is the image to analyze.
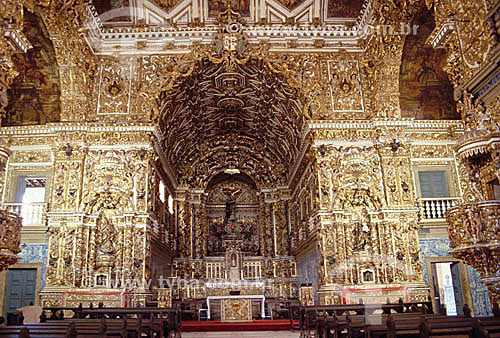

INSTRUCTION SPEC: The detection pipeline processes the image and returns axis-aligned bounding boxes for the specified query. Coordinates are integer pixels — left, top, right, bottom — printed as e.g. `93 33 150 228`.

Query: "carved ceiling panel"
273 0 309 12
158 57 306 188
150 0 186 14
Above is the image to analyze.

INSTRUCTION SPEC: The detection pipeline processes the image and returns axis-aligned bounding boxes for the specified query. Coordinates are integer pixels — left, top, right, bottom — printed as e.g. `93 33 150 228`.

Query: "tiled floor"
182 331 300 337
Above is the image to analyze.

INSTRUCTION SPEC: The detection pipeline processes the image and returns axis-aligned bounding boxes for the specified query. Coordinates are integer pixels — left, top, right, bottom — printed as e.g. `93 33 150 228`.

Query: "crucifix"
223 185 241 224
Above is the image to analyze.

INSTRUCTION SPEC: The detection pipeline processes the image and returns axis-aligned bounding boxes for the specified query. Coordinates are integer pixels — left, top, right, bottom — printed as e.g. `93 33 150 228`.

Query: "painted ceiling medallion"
149 0 184 13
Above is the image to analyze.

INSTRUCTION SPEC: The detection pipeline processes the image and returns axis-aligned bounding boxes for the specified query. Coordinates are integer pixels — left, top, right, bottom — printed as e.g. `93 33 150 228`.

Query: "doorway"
4 269 38 315
427 258 472 316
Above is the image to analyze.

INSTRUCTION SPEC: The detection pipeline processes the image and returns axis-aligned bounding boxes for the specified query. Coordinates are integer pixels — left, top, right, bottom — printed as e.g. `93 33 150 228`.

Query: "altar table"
206 295 265 321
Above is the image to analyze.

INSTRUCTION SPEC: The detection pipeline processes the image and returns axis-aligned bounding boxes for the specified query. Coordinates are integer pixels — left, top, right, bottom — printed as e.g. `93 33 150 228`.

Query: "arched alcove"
205 171 260 256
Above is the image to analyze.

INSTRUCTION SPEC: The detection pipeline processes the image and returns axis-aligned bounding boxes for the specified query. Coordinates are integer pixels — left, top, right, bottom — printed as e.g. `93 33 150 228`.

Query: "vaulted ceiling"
158 57 308 188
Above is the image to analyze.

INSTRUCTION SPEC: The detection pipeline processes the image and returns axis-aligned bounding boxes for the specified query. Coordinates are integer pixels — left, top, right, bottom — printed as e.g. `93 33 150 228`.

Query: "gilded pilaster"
193 199 203 259
263 201 273 257
258 194 266 256
274 199 289 257
198 194 208 258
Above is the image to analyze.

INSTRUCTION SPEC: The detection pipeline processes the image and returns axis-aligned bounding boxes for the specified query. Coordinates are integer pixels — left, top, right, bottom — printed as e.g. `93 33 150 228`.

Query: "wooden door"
4 269 37 314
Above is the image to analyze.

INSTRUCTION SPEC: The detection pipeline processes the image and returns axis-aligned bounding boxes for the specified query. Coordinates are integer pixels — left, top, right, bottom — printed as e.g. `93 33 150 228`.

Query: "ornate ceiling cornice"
0 122 162 142
308 119 463 131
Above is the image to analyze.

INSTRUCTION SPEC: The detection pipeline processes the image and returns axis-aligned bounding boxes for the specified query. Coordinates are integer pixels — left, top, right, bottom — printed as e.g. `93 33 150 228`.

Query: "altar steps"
182 320 296 332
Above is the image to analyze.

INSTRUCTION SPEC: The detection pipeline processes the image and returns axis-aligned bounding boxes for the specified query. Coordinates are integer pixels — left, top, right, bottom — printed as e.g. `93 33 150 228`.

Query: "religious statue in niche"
362 270 374 283
349 191 372 252
96 212 116 271
352 208 371 252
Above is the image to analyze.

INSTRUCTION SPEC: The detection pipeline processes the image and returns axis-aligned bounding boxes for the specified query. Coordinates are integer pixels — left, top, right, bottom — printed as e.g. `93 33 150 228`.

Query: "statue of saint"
97 213 115 255
352 208 371 252
225 200 235 221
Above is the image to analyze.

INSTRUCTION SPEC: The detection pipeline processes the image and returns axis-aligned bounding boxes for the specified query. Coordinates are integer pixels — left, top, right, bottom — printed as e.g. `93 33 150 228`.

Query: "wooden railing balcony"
418 197 460 221
5 202 47 226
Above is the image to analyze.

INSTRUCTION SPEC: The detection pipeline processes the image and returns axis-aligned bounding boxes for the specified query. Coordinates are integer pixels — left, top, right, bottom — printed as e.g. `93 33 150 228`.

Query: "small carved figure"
97 213 115 255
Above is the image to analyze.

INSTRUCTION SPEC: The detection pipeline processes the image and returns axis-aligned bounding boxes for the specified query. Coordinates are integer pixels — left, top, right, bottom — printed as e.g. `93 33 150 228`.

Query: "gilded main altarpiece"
0 0 498 312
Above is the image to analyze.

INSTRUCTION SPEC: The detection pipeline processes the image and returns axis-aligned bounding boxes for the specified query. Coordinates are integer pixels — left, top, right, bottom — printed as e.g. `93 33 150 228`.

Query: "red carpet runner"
182 320 296 332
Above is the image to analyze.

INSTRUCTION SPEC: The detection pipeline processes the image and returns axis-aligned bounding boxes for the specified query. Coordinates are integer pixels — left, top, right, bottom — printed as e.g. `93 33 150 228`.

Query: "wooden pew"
299 301 433 319
0 307 181 338
0 326 69 338
299 301 431 338
77 307 171 320
419 316 480 338
305 301 500 338
476 317 500 337
364 314 492 338
317 312 359 338
68 306 180 336
1 317 164 337
364 313 447 338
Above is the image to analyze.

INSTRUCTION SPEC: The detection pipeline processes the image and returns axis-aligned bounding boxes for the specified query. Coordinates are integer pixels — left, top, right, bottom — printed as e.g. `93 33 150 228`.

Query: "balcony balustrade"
418 197 460 221
5 202 47 226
